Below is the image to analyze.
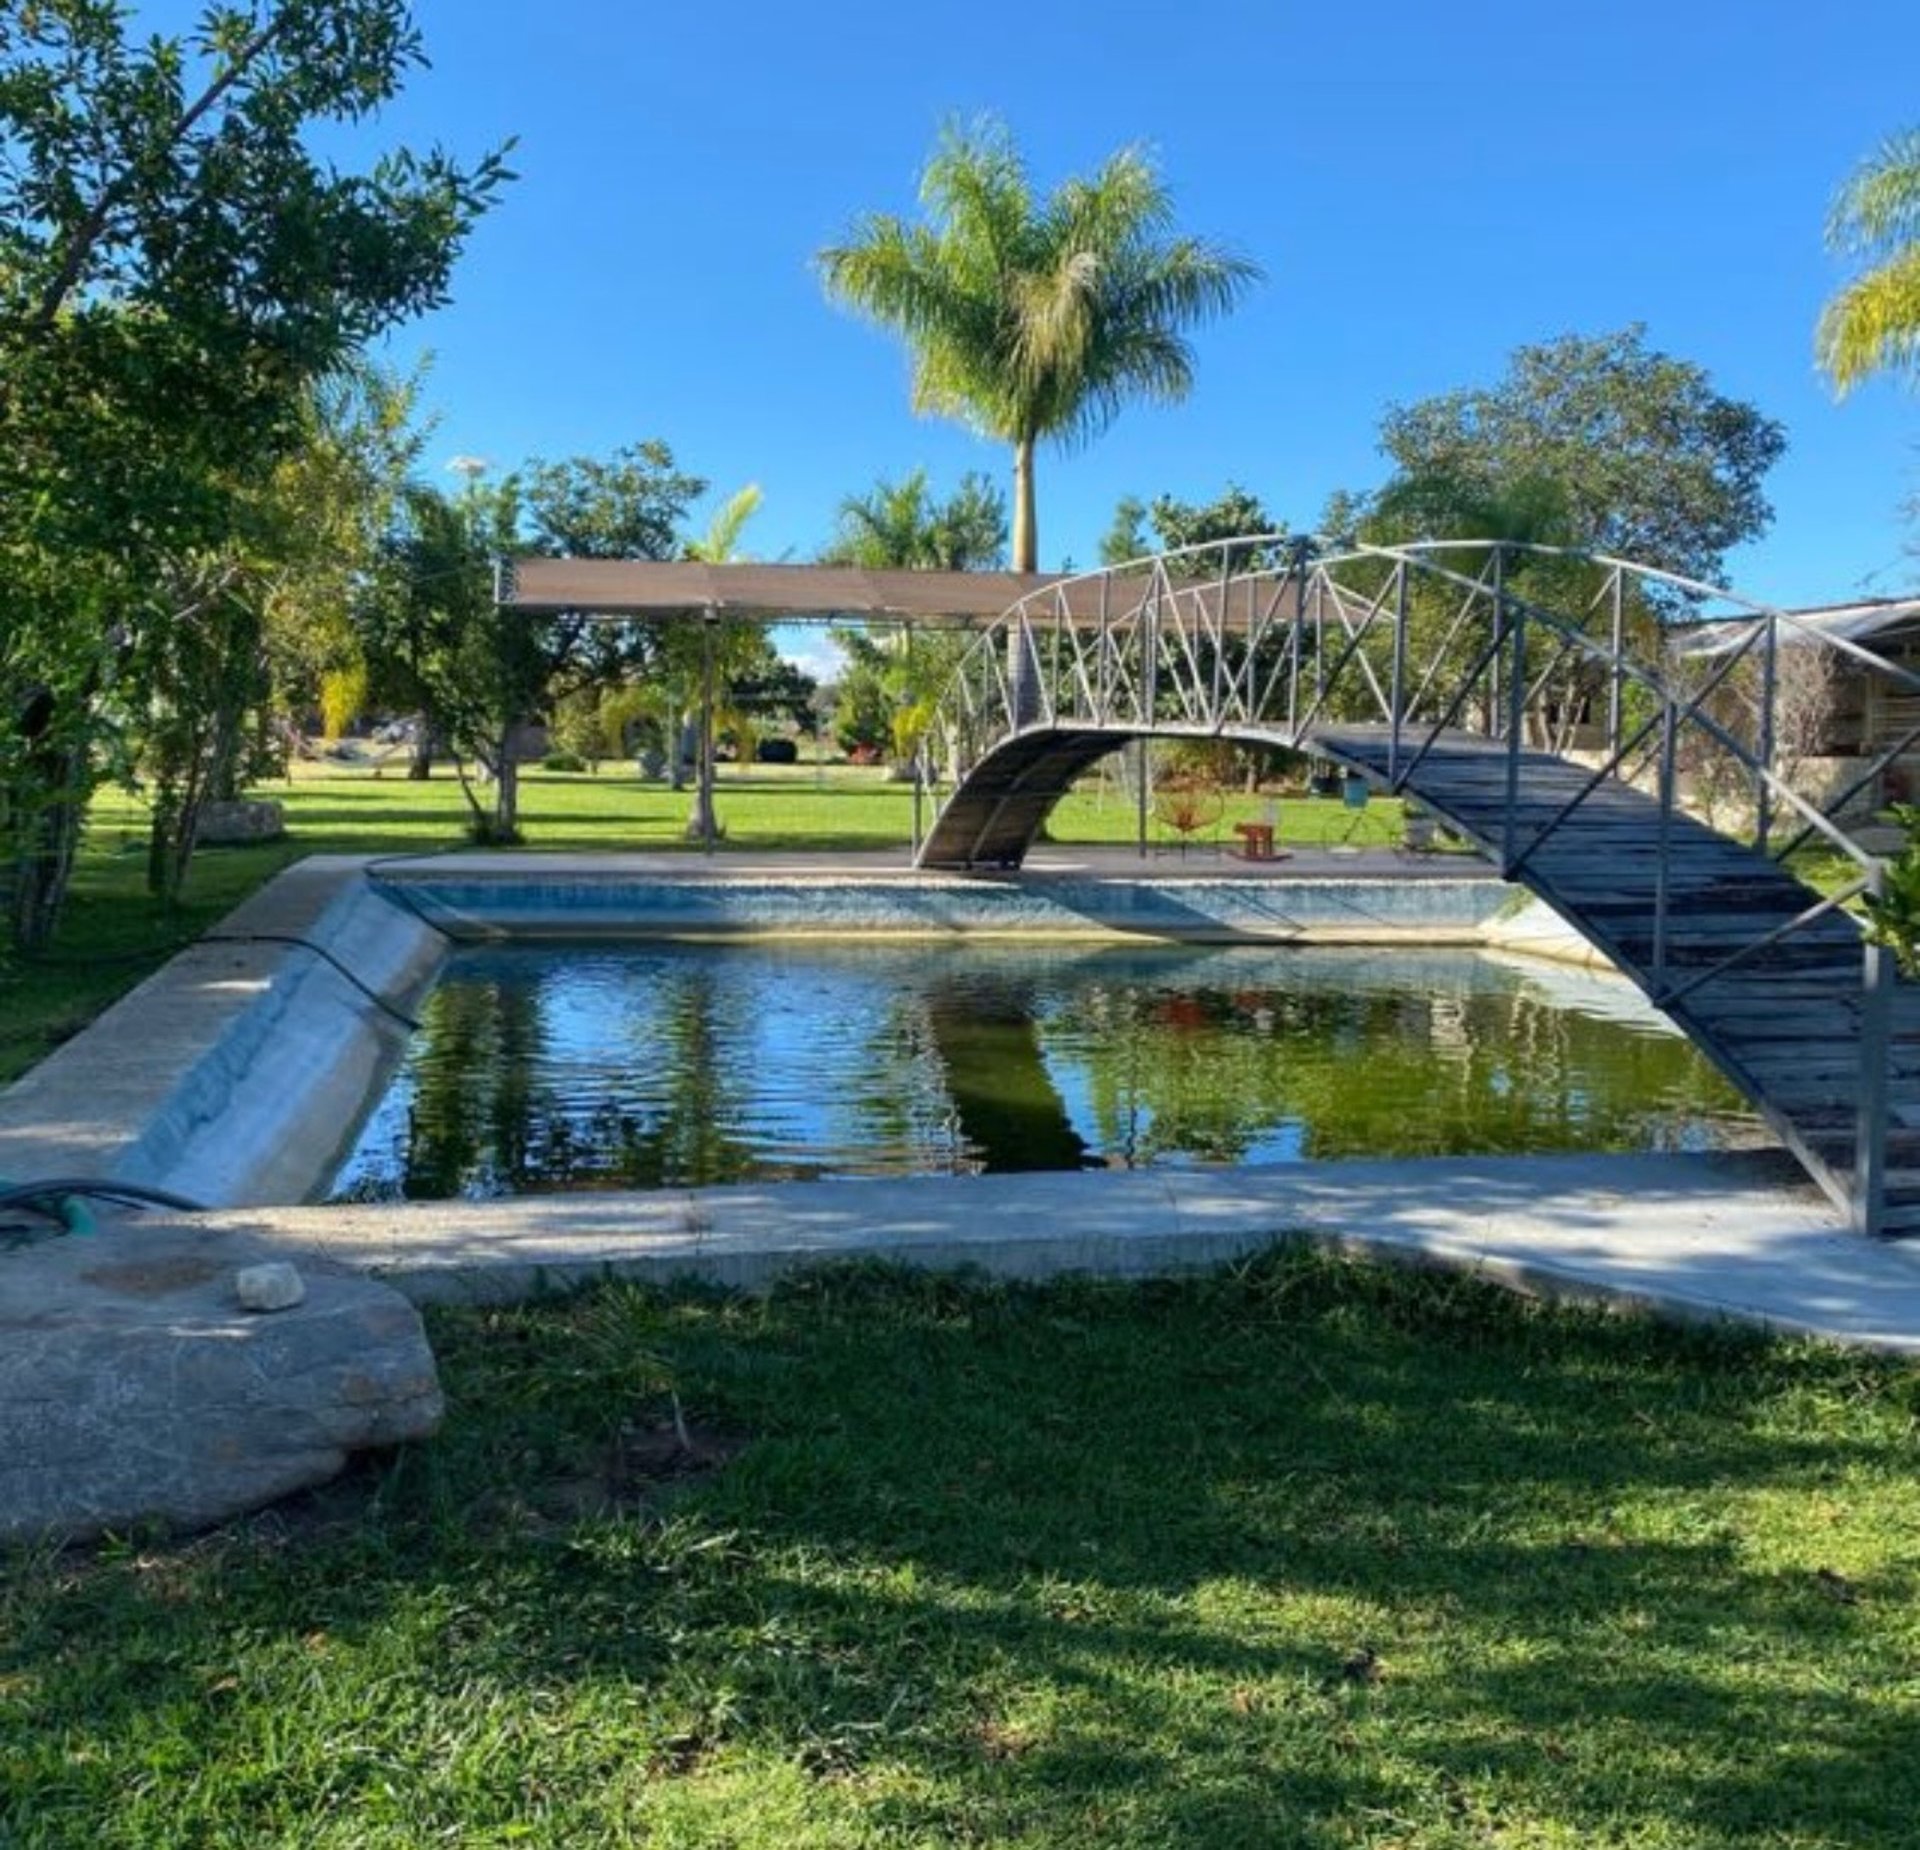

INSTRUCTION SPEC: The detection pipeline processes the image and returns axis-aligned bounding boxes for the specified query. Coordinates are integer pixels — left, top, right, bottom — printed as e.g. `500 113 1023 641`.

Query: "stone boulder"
198 798 286 844
0 1224 442 1544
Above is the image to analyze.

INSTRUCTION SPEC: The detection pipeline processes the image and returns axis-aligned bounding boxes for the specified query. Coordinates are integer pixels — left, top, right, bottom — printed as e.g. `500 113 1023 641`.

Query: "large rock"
0 1224 442 1544
198 798 286 844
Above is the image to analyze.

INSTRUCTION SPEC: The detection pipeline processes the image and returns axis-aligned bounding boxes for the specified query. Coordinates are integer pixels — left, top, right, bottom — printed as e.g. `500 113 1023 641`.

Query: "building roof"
1678 596 1920 657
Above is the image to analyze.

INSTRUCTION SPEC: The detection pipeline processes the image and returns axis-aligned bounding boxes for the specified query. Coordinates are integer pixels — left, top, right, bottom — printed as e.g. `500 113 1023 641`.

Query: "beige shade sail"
501 558 1309 630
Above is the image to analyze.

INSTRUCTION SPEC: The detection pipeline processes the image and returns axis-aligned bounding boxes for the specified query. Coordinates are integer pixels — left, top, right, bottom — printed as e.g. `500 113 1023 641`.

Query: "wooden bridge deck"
1320 727 1915 1233
921 721 1916 1232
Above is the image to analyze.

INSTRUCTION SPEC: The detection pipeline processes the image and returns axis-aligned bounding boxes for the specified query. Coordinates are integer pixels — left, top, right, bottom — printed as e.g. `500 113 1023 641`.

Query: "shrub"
318 663 368 741
756 737 799 765
541 750 590 774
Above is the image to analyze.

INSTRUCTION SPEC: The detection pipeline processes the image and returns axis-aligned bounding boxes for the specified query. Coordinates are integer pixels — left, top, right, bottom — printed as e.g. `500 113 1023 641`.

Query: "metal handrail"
933 538 1915 896
925 534 1920 1236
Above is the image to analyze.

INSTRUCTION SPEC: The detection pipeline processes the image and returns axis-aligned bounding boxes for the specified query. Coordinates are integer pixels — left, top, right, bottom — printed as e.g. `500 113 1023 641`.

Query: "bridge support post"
1135 738 1149 859
1607 568 1626 758
1756 612 1778 854
1388 563 1408 785
1653 699 1677 985
1008 619 1043 730
1856 869 1893 1237
1502 580 1526 872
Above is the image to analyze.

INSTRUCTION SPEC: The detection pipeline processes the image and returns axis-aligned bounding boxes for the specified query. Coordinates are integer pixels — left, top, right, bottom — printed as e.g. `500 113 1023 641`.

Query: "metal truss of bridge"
914 538 1920 1239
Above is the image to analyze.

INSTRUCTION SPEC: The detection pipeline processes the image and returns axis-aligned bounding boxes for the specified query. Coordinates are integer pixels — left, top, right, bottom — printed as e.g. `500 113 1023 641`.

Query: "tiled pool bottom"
331 939 1759 1202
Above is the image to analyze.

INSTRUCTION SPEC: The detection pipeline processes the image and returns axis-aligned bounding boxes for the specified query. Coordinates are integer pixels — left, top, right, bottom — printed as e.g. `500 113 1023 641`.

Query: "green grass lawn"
0 764 1411 1086
3 1253 1916 1847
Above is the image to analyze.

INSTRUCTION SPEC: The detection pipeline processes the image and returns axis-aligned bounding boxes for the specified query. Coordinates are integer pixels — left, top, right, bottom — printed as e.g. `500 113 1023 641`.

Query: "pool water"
328 942 1760 1201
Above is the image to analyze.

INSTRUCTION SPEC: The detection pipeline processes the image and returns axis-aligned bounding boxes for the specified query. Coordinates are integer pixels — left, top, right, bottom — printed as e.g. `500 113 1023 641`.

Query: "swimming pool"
330 940 1757 1200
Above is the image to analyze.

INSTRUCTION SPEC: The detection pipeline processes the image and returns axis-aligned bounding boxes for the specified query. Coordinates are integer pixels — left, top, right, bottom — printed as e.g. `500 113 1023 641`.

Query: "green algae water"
329 942 1758 1201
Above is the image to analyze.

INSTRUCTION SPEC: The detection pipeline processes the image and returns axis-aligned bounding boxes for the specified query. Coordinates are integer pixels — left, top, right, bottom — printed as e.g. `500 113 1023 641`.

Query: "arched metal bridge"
913 538 1920 1239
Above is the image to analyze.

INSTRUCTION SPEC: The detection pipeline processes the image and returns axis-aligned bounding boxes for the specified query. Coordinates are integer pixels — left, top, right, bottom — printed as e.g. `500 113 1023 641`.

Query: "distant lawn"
0 763 1410 1085
79 758 1408 857
3 1253 1916 1847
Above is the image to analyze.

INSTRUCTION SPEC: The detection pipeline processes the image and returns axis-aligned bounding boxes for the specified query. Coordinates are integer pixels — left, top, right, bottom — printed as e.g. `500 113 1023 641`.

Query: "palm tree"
676 483 764 841
1818 128 1920 393
819 118 1260 572
821 468 1008 571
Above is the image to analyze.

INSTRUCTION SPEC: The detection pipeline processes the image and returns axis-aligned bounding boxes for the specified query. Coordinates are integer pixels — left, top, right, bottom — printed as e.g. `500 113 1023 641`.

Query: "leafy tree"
821 469 1008 571
1098 495 1150 566
262 363 432 729
1145 483 1285 573
1095 483 1284 572
506 441 709 816
114 361 425 901
820 469 1004 769
359 475 532 843
1818 128 1920 393
0 0 507 946
1353 465 1611 742
819 115 1259 572
830 631 900 758
523 441 705 562
675 482 776 838
1374 326 1785 590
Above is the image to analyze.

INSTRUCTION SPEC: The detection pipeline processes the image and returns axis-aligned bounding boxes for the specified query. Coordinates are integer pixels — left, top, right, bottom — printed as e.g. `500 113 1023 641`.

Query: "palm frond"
1817 246 1920 393
1826 130 1920 259
687 482 762 564
817 115 1263 526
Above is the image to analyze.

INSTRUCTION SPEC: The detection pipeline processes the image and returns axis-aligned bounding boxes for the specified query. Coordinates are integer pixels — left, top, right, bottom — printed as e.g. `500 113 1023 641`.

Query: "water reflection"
331 943 1759 1201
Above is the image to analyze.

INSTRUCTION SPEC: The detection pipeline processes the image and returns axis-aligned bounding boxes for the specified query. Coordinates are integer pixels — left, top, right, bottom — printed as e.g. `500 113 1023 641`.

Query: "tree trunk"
493 752 520 840
407 719 433 781
1012 436 1038 574
7 677 95 953
490 724 527 841
11 748 88 952
684 622 721 846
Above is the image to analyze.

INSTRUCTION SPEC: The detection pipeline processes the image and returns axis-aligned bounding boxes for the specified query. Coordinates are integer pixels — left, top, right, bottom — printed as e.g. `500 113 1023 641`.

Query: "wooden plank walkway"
920 720 1907 1233
1312 725 1909 1234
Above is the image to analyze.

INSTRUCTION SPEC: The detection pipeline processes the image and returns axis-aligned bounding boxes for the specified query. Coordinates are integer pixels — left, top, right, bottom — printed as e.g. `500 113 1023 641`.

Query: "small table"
1232 821 1277 860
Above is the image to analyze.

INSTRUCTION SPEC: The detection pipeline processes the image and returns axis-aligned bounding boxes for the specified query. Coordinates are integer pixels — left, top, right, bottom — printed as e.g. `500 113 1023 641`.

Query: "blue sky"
181 3 1920 650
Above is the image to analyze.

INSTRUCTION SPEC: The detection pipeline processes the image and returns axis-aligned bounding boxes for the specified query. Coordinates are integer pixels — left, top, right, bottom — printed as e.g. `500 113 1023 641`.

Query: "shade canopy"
503 559 1063 626
501 558 1310 630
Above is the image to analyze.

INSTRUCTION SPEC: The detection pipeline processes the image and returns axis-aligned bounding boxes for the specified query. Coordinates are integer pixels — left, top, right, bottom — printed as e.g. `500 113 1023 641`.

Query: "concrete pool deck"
141 1149 1920 1355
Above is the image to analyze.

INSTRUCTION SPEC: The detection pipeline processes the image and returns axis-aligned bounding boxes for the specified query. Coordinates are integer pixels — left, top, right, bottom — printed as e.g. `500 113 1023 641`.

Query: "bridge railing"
927 538 1920 1233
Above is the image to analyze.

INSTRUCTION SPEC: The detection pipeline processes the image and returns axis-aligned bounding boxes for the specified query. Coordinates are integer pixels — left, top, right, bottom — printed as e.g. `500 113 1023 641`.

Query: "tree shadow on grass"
7 1255 1919 1846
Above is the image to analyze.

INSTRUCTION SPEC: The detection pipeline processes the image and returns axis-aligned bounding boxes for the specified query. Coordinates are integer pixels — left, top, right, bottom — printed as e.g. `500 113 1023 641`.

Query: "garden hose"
0 1176 206 1238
